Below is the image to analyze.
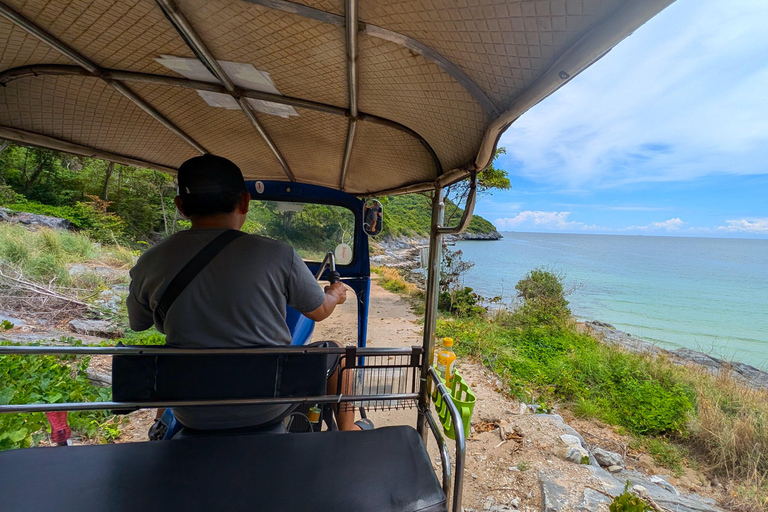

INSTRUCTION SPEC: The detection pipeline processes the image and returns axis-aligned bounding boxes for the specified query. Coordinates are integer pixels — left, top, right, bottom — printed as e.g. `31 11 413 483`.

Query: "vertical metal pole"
417 186 445 442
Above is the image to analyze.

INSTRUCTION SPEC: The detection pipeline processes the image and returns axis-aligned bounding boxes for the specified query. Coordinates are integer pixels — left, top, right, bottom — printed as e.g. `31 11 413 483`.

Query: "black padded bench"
0 426 446 512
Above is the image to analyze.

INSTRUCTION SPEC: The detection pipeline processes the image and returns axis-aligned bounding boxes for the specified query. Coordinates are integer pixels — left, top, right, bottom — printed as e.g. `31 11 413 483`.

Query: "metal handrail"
0 393 419 415
429 366 466 512
425 408 452 497
0 345 416 356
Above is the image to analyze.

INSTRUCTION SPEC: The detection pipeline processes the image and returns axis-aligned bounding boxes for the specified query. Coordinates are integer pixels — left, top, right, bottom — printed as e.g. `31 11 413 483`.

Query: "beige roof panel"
0 0 675 195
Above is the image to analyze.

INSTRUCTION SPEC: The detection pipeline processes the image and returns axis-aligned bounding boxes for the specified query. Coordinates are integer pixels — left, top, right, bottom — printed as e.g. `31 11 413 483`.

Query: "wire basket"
338 347 421 413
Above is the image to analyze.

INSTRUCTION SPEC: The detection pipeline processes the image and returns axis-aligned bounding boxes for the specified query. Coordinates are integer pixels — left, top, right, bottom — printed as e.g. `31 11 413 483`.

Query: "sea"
454 233 768 369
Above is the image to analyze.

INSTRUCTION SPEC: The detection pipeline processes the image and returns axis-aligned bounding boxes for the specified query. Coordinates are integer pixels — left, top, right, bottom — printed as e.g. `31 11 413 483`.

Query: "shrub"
438 287 485 317
515 268 571 325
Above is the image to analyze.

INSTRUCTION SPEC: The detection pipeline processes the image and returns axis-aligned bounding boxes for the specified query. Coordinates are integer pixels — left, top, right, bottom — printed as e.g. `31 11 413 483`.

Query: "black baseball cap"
177 154 246 196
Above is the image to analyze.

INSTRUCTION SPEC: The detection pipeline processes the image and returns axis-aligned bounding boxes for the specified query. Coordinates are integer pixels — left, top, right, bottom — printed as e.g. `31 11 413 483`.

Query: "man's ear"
173 196 188 219
237 192 250 214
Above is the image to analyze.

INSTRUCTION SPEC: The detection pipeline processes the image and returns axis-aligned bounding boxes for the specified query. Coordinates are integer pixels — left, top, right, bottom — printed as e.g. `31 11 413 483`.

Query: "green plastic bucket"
432 370 476 440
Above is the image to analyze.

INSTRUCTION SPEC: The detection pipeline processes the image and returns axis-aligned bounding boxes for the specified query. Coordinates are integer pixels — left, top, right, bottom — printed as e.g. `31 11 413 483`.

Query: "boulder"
564 446 590 464
0 208 71 230
69 319 122 338
649 475 679 496
592 447 623 468
559 434 582 448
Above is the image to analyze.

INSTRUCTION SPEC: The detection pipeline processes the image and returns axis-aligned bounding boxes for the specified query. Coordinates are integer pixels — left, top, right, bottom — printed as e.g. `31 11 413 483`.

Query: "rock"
540 472 569 512
452 231 503 241
0 311 23 327
559 434 582 448
649 475 679 496
632 485 648 497
86 367 112 387
110 284 129 295
0 208 71 230
69 264 89 276
592 447 623 468
509 497 519 509
578 488 613 511
95 290 122 312
564 446 590 464
607 465 622 473
69 319 122 338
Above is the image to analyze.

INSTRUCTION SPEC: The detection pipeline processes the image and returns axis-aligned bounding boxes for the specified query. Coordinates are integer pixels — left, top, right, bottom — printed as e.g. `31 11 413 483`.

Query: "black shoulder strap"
156 229 247 328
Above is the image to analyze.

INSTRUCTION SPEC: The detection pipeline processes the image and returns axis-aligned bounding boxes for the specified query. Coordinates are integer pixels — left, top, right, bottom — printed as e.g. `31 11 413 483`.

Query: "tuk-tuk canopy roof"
0 0 672 196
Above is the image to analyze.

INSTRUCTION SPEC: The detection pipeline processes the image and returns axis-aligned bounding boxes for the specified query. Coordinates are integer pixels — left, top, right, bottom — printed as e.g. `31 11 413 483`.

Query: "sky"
475 0 768 238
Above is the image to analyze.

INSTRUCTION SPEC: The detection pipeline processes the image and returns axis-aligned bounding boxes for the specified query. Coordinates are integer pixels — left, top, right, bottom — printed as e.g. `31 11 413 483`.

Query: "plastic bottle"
436 337 457 387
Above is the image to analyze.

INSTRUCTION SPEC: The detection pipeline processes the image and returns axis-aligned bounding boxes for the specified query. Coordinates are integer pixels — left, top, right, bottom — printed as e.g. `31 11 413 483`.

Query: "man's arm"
304 282 347 322
126 271 155 332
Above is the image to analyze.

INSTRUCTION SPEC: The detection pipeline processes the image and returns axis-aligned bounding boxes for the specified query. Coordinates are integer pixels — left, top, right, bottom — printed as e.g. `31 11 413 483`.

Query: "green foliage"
515 268 571 325
1 320 13 330
0 224 99 286
111 327 166 346
5 198 128 244
438 287 485 317
246 201 354 261
376 194 497 239
1 143 177 244
0 343 114 450
610 484 653 512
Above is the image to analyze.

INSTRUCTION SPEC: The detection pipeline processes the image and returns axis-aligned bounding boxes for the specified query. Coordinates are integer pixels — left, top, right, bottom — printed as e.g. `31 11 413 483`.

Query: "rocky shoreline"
370 232 501 268
586 321 768 392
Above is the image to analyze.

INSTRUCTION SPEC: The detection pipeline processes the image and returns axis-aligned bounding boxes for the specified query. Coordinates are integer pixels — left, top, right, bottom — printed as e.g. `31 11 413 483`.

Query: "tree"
102 162 114 201
444 147 510 225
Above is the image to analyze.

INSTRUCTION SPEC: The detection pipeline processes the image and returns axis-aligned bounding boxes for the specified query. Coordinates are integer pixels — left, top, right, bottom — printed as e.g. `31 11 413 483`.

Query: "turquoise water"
455 233 768 368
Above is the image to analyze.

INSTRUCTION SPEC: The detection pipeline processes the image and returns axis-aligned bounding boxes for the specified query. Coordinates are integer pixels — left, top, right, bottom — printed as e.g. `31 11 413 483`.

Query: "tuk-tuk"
0 1 674 510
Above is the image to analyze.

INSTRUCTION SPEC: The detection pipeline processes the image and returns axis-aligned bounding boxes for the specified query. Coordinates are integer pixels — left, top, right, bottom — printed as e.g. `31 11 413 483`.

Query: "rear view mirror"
363 200 383 237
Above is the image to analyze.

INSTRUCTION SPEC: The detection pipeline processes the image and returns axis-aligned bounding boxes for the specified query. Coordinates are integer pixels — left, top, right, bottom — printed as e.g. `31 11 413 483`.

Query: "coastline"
373 235 768 392
586 321 768 391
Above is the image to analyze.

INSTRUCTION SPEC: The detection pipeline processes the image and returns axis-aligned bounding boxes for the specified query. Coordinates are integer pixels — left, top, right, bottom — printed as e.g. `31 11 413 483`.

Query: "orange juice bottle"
436 337 457 387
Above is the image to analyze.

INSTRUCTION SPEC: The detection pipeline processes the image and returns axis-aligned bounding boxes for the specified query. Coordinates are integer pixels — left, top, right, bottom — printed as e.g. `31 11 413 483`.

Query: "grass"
0 223 135 290
437 310 768 508
372 266 424 298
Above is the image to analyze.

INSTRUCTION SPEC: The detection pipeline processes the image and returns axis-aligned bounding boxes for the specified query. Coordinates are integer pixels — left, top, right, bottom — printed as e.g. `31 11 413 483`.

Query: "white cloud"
498 0 768 191
652 218 684 230
621 218 685 232
495 211 606 231
717 218 768 234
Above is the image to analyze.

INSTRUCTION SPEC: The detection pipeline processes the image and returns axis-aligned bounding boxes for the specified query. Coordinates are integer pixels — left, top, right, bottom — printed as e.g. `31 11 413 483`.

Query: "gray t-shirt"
127 228 326 429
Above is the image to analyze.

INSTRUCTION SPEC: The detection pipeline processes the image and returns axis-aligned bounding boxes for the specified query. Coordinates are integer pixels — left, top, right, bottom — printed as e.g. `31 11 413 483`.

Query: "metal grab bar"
314 251 338 281
428 366 466 512
436 172 477 235
425 408 452 497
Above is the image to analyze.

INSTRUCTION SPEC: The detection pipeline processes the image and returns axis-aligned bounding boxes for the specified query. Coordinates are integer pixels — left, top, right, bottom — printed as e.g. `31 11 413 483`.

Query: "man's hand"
324 282 347 305
305 282 348 321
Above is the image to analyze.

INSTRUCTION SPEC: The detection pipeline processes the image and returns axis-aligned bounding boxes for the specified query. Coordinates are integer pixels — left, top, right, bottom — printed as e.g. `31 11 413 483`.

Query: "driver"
127 154 362 433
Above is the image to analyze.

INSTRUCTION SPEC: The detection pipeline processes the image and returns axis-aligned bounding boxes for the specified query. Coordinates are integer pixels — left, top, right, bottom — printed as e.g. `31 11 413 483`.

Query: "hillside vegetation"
379 194 498 238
